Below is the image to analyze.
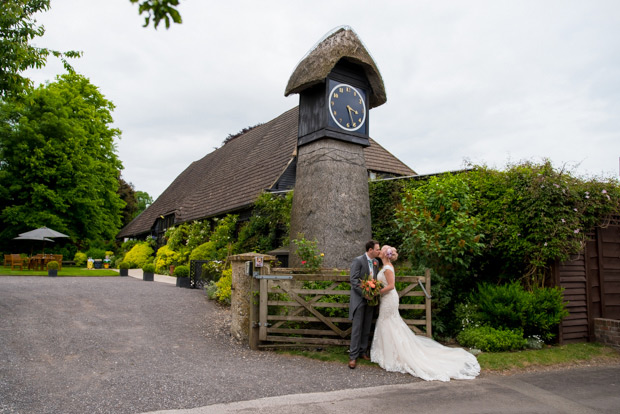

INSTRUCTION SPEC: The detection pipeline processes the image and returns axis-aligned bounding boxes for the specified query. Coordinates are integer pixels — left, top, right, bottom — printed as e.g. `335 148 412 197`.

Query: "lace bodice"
377 265 399 321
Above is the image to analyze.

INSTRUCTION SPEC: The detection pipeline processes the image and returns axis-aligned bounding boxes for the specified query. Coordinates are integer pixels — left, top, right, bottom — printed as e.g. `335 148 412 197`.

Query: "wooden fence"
249 268 431 349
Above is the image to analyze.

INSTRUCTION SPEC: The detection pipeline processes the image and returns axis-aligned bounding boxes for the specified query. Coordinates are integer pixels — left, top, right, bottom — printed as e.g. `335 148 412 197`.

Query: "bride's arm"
380 267 395 295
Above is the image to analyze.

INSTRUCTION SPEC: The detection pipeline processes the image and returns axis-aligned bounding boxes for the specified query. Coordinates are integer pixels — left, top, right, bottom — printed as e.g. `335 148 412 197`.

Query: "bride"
370 245 480 381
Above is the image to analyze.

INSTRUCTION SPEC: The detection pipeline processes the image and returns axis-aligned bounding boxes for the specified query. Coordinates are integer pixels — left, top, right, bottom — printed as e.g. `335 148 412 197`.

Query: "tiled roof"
118 106 415 238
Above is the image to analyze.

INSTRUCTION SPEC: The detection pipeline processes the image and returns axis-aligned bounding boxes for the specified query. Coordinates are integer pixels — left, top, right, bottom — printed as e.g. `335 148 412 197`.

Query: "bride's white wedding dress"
370 265 480 381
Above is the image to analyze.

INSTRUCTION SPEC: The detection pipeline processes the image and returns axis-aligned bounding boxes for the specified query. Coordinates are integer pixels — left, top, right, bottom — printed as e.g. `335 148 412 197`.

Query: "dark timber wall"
556 219 620 344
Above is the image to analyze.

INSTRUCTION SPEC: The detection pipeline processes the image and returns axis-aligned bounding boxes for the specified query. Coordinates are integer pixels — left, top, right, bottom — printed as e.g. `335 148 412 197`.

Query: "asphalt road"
1 276 619 414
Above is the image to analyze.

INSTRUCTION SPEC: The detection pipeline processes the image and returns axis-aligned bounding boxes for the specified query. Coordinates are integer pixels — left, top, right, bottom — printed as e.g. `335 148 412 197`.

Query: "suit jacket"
349 254 380 320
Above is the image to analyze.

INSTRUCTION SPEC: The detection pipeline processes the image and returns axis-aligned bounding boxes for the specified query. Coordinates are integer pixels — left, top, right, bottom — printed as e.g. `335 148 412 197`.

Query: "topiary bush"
46 260 59 270
173 265 190 278
142 263 155 273
457 326 527 352
118 261 129 269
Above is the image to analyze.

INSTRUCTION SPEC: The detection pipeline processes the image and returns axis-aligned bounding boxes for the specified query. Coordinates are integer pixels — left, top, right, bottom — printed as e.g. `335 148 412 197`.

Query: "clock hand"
346 105 359 115
346 106 355 124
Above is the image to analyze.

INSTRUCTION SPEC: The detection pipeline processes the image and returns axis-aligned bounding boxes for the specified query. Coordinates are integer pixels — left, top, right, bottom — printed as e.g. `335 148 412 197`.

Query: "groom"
348 239 381 369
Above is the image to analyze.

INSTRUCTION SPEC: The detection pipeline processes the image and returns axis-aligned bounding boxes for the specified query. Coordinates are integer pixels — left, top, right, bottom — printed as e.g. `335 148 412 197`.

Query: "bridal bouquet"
361 277 384 306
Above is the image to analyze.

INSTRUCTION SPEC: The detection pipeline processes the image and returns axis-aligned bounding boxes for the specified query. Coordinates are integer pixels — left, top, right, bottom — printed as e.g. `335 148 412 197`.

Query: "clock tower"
285 26 387 269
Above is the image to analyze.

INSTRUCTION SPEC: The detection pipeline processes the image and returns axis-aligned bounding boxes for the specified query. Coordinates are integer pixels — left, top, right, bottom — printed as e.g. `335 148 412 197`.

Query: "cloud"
25 0 620 198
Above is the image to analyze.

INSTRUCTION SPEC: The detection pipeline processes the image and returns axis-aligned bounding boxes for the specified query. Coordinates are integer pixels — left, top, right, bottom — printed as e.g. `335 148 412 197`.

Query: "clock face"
328 82 367 132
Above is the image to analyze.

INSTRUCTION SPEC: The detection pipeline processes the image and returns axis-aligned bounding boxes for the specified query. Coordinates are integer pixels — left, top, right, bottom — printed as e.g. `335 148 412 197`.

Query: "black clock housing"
297 60 370 147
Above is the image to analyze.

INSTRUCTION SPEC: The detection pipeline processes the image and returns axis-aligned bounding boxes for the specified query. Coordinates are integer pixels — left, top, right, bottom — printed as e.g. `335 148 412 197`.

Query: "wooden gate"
252 269 431 348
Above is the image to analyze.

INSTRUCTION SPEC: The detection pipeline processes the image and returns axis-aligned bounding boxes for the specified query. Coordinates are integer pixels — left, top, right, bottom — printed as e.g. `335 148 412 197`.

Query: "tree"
130 0 183 29
135 191 153 216
0 73 125 246
0 0 81 98
1 0 181 98
118 176 138 227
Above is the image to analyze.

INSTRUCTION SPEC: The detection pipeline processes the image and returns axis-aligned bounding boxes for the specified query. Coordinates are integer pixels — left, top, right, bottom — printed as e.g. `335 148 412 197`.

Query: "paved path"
145 364 620 413
1 275 619 414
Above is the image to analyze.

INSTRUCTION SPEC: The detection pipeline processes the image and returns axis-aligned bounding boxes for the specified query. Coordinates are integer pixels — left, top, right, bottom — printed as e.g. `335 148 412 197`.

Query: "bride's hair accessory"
381 245 398 262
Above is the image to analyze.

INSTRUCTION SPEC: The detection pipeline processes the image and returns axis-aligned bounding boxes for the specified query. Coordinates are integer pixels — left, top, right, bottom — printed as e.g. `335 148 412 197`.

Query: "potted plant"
142 263 155 281
118 261 129 277
174 265 191 288
47 260 59 277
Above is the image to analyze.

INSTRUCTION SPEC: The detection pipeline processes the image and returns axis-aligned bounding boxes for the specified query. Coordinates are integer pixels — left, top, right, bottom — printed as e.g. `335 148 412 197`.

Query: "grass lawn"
0 266 120 277
278 342 620 373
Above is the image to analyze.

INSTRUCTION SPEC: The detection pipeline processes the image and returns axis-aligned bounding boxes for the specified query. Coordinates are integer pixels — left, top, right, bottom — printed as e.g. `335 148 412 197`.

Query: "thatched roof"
285 26 387 109
117 106 414 239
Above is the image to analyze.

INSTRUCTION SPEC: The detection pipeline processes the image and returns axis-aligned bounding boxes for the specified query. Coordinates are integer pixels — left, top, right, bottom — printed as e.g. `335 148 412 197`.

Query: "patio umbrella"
12 234 55 256
18 226 69 239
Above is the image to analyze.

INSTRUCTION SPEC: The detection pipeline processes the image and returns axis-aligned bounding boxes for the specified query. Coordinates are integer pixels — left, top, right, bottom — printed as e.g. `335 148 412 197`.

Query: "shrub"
73 251 87 267
292 234 324 272
190 241 216 261
118 261 130 269
454 302 483 331
142 263 155 273
86 248 106 260
154 244 179 274
173 265 190 278
124 242 154 268
473 282 529 330
457 326 527 352
469 282 568 343
204 280 218 300
190 215 237 262
120 239 139 254
46 260 59 270
215 267 232 304
523 286 569 341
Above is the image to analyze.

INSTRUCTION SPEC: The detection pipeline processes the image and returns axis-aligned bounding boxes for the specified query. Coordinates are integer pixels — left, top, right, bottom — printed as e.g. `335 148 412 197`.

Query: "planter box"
143 272 154 281
48 270 58 277
119 268 129 277
176 276 191 288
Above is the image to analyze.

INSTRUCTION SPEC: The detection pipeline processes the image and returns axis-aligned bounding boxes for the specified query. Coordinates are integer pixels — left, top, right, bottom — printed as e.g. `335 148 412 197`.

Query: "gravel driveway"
0 276 418 414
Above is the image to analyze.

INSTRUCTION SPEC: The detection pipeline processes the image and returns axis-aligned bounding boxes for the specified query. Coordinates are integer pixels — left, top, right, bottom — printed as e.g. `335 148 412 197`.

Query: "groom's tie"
368 258 373 277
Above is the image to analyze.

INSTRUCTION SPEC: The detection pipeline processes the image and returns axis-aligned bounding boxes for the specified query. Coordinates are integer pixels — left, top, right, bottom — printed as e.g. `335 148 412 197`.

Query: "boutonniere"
373 260 378 266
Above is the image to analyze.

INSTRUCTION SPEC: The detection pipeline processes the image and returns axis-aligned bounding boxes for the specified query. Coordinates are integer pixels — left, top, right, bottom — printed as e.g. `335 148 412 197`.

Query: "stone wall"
229 253 275 345
594 318 620 348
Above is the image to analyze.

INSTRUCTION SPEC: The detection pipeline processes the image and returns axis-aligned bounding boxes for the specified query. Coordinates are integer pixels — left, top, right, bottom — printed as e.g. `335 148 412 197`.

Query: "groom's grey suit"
349 253 379 361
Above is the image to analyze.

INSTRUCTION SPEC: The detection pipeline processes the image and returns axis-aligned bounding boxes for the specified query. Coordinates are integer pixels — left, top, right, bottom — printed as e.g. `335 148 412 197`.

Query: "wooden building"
117 106 415 242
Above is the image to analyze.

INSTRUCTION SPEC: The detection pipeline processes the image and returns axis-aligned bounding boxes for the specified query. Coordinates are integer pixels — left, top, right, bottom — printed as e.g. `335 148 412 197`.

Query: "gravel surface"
0 276 418 414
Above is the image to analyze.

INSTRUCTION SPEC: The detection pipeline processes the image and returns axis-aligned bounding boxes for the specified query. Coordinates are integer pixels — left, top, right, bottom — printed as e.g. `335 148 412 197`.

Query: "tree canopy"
130 0 183 29
0 0 81 99
0 73 125 246
1 0 182 98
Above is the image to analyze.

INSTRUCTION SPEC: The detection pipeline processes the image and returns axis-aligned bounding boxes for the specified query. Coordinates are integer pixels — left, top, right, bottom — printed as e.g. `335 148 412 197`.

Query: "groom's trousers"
349 302 375 360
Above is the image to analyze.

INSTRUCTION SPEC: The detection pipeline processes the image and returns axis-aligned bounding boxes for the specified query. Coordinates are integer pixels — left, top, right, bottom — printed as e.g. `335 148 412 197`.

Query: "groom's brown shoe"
348 359 357 369
361 354 370 361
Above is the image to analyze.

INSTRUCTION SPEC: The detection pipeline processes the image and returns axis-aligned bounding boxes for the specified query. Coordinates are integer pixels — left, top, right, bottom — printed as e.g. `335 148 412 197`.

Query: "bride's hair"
381 245 398 262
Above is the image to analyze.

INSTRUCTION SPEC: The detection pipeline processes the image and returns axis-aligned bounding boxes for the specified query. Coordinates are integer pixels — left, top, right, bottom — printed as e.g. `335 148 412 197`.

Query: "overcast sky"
27 0 620 200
